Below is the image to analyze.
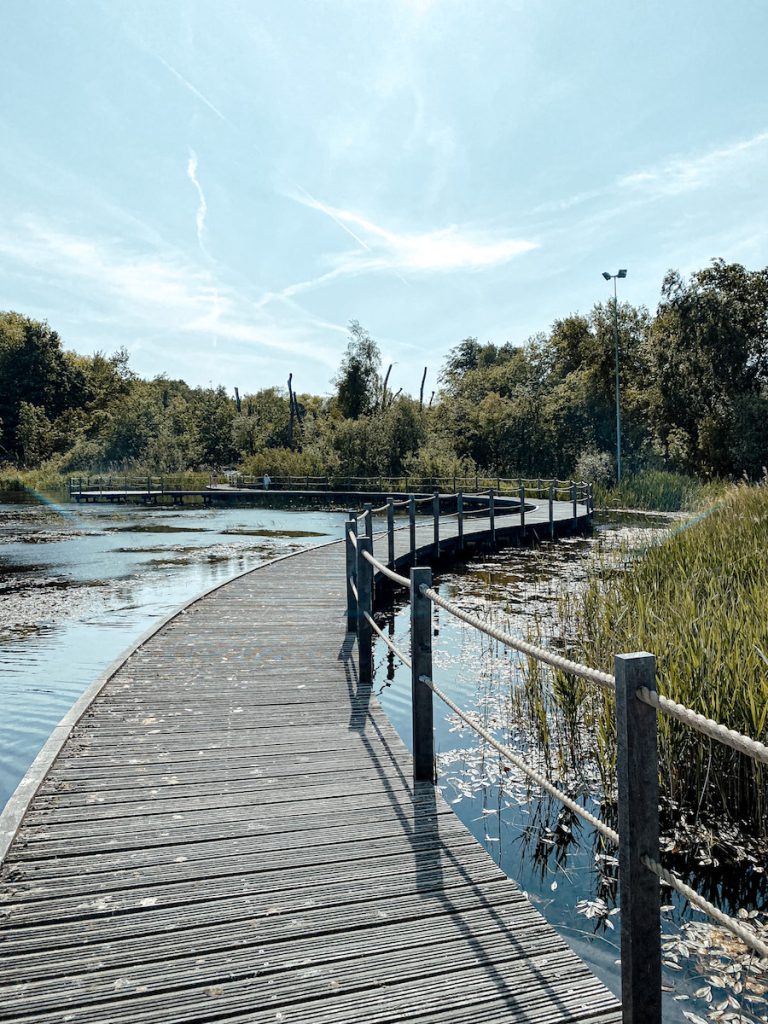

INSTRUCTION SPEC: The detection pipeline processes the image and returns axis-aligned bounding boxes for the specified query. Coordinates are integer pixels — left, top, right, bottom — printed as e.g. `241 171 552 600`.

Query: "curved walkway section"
0 502 620 1023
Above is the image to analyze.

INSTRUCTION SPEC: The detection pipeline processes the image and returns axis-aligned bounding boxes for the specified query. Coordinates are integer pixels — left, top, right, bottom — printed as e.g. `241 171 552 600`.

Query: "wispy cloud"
0 219 339 367
535 129 768 218
158 56 229 124
186 148 209 256
618 130 768 198
290 188 538 275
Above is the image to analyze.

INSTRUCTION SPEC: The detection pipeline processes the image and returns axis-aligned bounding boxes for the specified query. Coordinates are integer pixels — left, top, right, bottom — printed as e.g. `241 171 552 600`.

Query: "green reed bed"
593 469 723 512
559 484 768 838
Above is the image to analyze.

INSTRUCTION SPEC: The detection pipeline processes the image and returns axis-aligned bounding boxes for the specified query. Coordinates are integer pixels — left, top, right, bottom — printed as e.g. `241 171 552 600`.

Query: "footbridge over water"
2 487 763 1023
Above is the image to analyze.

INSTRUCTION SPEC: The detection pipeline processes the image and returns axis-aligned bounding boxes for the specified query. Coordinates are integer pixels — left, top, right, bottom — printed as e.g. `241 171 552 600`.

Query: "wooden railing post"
387 497 395 567
357 536 374 684
571 480 577 529
409 494 417 564
433 492 440 559
364 502 373 546
537 476 542 497
519 484 526 539
457 491 464 552
410 566 434 781
615 652 661 1024
488 488 496 549
346 518 358 632
548 481 555 540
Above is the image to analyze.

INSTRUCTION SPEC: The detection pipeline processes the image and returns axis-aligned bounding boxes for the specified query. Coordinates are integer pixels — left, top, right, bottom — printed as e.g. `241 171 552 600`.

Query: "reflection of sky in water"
373 518 764 1022
0 499 346 813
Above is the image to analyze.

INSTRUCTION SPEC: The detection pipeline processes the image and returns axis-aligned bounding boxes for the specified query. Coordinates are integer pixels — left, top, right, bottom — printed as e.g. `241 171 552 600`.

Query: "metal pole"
615 653 661 1024
345 517 358 632
432 492 440 559
488 488 496 549
548 481 554 540
357 536 374 685
613 277 622 483
410 566 434 782
571 481 577 529
387 497 395 567
457 491 464 553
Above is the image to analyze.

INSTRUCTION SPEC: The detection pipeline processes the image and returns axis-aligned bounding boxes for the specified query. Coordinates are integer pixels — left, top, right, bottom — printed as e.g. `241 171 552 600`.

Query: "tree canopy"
3 259 768 481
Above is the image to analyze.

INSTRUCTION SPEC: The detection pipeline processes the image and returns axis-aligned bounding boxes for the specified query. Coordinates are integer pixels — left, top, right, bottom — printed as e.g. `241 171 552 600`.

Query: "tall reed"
560 484 768 836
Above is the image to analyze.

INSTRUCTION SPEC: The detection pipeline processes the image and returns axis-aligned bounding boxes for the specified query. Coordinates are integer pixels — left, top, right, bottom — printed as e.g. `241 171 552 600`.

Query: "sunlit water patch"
0 497 346 812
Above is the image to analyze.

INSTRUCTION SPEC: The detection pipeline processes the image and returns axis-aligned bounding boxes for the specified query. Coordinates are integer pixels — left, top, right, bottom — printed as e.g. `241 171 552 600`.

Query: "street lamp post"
602 269 627 483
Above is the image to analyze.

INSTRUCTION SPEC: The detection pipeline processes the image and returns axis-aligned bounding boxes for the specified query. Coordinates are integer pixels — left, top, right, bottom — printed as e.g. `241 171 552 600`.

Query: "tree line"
2 258 767 484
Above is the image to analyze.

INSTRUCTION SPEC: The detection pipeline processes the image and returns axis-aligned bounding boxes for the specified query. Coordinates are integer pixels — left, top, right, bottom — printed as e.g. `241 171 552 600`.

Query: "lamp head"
602 271 611 281
618 269 627 278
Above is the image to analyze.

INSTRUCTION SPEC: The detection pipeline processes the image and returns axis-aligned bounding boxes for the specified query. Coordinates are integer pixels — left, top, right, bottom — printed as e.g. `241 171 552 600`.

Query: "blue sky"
2 0 767 398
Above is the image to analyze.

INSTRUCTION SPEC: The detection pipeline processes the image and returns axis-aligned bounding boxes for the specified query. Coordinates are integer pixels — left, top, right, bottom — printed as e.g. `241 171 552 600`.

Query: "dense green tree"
333 321 382 419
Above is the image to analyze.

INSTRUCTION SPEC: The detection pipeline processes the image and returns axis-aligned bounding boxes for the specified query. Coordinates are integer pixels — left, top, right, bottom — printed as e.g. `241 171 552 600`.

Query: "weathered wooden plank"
0 501 616 1023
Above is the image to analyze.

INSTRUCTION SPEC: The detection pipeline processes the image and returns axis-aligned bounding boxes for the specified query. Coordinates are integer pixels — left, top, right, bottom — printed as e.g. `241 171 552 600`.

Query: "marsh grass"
557 484 768 837
593 469 723 512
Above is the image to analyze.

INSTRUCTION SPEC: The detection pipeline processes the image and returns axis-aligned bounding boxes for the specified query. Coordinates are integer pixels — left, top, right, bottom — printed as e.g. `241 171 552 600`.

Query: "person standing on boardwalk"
263 472 271 490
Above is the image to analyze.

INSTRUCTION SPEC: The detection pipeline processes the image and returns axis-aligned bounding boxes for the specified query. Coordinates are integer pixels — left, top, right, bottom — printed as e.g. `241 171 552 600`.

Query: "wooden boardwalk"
0 500 621 1023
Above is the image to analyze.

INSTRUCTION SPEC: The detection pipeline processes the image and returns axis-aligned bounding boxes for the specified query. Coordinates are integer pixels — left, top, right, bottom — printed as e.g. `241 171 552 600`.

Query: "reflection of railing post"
457 491 464 552
410 567 434 782
433 492 440 559
519 484 526 539
357 536 373 684
616 652 661 1024
548 481 555 540
364 502 373 546
409 494 417 564
387 497 395 567
488 488 496 548
345 517 358 632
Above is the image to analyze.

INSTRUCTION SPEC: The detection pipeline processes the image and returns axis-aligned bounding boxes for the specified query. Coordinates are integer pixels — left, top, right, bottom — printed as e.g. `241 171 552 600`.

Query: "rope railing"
423 675 619 845
420 584 615 690
342 487 767 1021
348 577 358 602
361 548 411 589
365 612 412 669
638 687 768 765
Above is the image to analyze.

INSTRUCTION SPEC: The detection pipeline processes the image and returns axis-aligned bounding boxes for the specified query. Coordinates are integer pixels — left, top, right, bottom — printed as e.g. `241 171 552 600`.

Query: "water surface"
0 495 345 812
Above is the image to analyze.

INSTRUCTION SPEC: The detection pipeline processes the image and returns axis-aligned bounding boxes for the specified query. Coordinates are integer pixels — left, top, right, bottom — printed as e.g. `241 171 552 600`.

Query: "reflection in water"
0 495 346 813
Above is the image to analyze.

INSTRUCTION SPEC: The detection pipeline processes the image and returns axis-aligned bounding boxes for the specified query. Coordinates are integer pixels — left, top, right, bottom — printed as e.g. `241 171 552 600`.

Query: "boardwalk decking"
0 501 622 1023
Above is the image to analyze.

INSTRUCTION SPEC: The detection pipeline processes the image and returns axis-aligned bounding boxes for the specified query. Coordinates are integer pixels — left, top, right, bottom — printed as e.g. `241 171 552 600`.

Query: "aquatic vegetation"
593 469 724 513
558 484 768 838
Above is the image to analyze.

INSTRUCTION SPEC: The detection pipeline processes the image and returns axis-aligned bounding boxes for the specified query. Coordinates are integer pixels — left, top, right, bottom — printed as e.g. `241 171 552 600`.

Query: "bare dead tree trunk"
234 387 241 413
381 364 392 412
419 367 428 409
428 390 435 408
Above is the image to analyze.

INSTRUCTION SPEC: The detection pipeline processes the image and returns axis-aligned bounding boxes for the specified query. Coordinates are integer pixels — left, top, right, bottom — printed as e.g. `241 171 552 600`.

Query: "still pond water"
0 494 763 1022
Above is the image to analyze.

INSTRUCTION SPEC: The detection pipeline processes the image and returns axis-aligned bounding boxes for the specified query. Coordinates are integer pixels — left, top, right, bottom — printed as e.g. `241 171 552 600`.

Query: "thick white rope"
419 584 615 690
348 578 358 602
637 688 768 765
371 503 390 514
361 549 411 589
364 612 412 669
426 673 766 957
423 675 619 844
641 855 768 960
347 530 358 550
356 508 370 521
